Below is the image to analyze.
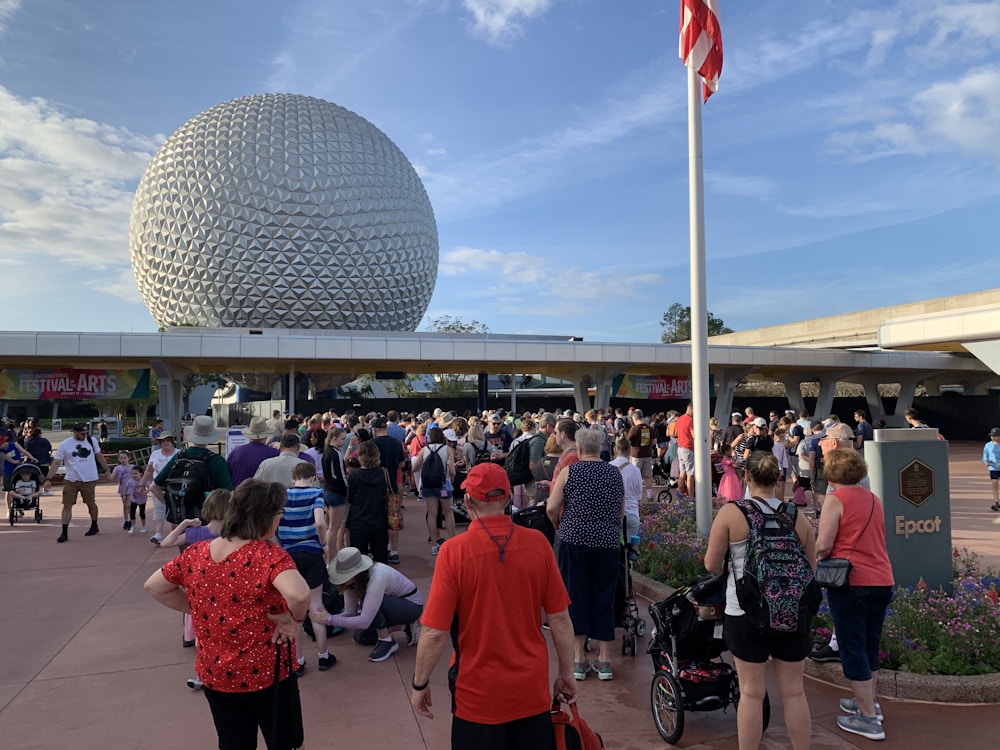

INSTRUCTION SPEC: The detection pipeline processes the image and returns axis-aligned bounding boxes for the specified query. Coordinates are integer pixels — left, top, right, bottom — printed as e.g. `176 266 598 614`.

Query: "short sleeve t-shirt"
277 486 325 555
626 423 655 458
161 539 297 693
53 436 101 482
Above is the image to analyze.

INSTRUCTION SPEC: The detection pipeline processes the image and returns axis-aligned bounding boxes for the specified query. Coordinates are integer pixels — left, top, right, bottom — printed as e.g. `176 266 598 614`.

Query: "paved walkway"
0 442 997 748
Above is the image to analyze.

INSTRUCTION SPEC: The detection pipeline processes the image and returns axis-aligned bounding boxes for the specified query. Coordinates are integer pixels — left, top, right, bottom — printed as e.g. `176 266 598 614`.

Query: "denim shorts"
826 585 894 681
323 489 346 508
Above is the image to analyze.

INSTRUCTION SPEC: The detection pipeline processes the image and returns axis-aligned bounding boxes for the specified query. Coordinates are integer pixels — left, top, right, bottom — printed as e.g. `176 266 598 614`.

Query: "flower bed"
637 498 1000 677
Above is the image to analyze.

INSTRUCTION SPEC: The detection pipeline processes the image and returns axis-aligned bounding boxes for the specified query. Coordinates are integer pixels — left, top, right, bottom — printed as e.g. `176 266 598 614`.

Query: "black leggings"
129 502 147 521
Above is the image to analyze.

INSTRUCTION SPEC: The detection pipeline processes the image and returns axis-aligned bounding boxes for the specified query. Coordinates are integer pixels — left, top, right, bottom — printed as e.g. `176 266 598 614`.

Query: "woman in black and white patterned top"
546 427 624 682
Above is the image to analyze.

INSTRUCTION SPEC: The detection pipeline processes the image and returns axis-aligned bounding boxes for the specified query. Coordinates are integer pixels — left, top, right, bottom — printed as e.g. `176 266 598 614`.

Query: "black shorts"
451 710 554 750
723 614 810 664
290 550 327 589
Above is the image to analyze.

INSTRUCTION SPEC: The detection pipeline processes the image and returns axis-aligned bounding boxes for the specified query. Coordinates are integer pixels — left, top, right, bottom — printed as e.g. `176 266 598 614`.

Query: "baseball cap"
752 417 767 428
463 463 511 503
825 423 855 440
371 417 387 429
489 414 502 423
71 422 88 432
990 428 1000 437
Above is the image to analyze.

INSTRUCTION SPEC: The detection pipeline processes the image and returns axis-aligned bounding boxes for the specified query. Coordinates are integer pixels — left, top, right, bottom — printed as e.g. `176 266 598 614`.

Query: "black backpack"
505 434 542 486
470 440 492 467
164 451 215 524
421 445 447 490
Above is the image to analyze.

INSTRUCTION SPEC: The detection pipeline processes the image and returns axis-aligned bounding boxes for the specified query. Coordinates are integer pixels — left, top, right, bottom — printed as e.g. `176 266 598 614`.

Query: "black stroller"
8 463 44 525
648 573 770 743
650 453 675 503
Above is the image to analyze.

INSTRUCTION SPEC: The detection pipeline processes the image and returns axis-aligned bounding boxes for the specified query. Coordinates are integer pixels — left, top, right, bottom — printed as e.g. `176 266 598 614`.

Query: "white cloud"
462 0 553 45
424 147 448 158
0 86 160 268
0 0 20 32
705 171 777 202
913 65 1000 161
440 244 663 319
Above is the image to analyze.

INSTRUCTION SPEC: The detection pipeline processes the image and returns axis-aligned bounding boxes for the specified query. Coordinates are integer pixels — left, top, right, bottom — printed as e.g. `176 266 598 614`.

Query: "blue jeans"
826 585 893 682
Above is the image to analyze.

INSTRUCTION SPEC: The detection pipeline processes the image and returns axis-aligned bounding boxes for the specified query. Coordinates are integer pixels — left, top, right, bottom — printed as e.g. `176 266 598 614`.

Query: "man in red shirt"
410 463 577 749
675 402 695 498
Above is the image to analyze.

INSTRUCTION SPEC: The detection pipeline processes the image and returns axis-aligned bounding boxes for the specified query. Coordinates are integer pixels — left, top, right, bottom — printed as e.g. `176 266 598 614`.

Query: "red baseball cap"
463 463 511 503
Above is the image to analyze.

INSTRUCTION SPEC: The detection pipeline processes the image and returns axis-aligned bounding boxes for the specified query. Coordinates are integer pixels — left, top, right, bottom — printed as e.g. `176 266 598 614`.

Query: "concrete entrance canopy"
0 327 990 435
707 288 1000 350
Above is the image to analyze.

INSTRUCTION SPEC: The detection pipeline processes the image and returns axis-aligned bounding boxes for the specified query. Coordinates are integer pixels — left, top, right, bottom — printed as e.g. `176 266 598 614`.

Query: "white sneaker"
128 527 136 535
139 527 147 533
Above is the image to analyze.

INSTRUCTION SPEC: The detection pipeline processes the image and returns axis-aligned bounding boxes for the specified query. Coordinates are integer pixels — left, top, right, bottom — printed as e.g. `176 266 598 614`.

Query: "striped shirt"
277 486 325 555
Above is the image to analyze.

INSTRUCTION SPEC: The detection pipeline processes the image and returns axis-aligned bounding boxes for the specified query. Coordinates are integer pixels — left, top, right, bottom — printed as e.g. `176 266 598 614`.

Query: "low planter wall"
632 571 1000 704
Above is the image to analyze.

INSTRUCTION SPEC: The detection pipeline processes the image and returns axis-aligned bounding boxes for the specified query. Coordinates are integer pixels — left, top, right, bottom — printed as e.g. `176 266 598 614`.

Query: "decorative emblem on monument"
898 459 935 507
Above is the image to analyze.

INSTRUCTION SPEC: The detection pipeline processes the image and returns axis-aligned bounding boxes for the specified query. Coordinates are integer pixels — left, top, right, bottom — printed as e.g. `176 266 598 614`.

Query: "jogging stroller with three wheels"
647 573 770 743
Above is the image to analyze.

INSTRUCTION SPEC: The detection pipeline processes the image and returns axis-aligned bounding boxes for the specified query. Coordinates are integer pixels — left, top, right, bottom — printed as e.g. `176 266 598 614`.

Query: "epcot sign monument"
129 93 438 333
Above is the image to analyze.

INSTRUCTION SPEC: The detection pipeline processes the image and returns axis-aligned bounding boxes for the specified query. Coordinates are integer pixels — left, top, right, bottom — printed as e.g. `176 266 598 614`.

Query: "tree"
427 315 489 334
660 303 734 343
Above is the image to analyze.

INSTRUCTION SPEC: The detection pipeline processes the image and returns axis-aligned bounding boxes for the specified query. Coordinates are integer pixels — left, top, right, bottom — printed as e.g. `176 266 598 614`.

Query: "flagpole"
687 65 712 537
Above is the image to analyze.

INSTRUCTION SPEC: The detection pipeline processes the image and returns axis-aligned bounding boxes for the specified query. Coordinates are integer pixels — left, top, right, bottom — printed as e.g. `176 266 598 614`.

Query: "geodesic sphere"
129 93 438 330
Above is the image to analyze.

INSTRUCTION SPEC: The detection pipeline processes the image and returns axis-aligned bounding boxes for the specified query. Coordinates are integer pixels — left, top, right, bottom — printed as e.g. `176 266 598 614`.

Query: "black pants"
203 678 303 750
349 526 389 563
451 710 554 750
129 502 146 521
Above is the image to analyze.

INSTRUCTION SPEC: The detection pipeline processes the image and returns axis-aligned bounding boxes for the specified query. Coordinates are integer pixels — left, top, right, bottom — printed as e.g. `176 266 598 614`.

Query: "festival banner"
0 369 151 400
612 374 706 400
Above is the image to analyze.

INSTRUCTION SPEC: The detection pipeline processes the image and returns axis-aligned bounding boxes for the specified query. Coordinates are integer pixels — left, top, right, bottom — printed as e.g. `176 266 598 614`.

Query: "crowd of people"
2 402 989 748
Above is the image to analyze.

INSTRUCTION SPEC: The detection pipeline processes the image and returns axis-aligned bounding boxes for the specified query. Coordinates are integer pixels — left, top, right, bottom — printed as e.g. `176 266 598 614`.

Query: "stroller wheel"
8 507 15 526
656 489 673 504
621 636 628 656
650 671 684 744
35 508 42 523
583 637 592 653
635 618 647 637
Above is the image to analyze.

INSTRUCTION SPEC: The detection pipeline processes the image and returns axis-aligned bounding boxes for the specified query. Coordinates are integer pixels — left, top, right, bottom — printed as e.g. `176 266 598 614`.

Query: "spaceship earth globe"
129 93 438 331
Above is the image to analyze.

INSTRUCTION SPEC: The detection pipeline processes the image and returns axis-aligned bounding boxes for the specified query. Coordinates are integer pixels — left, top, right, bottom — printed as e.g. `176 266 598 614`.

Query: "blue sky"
1 0 998 342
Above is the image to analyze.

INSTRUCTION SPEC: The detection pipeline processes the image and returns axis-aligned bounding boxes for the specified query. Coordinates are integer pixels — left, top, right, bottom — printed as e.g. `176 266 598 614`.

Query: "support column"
592 367 618 411
712 368 754 425
288 363 296 416
510 366 517 415
477 372 488 414
888 375 928 427
150 361 195 439
782 377 807 417
572 372 592 415
855 375 889 423
813 370 860 420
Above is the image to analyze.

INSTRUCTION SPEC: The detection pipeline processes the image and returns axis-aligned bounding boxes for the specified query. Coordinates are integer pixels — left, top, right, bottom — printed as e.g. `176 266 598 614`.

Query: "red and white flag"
679 0 723 102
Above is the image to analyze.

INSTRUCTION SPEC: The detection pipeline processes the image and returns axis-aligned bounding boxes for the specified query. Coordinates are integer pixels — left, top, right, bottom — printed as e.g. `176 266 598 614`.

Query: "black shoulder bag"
815 491 875 589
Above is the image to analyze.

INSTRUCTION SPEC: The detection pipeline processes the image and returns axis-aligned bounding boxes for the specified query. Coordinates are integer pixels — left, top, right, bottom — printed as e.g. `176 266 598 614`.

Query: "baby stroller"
8 463 44 525
616 529 647 655
650 454 674 503
648 573 770 744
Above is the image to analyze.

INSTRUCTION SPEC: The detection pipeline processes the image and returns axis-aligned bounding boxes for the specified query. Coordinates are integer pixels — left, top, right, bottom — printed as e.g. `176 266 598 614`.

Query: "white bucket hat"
327 547 374 585
242 415 272 439
187 415 224 444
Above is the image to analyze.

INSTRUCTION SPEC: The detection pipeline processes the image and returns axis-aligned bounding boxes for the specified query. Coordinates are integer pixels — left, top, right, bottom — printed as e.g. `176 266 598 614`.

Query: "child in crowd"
715 443 743 502
772 427 789 501
277 461 333 674
983 427 1000 512
125 467 148 534
160 488 232 689
111 451 133 530
9 466 42 516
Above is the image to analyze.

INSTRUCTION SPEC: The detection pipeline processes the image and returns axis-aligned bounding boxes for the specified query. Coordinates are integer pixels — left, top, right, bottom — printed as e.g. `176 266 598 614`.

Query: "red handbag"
551 700 604 750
